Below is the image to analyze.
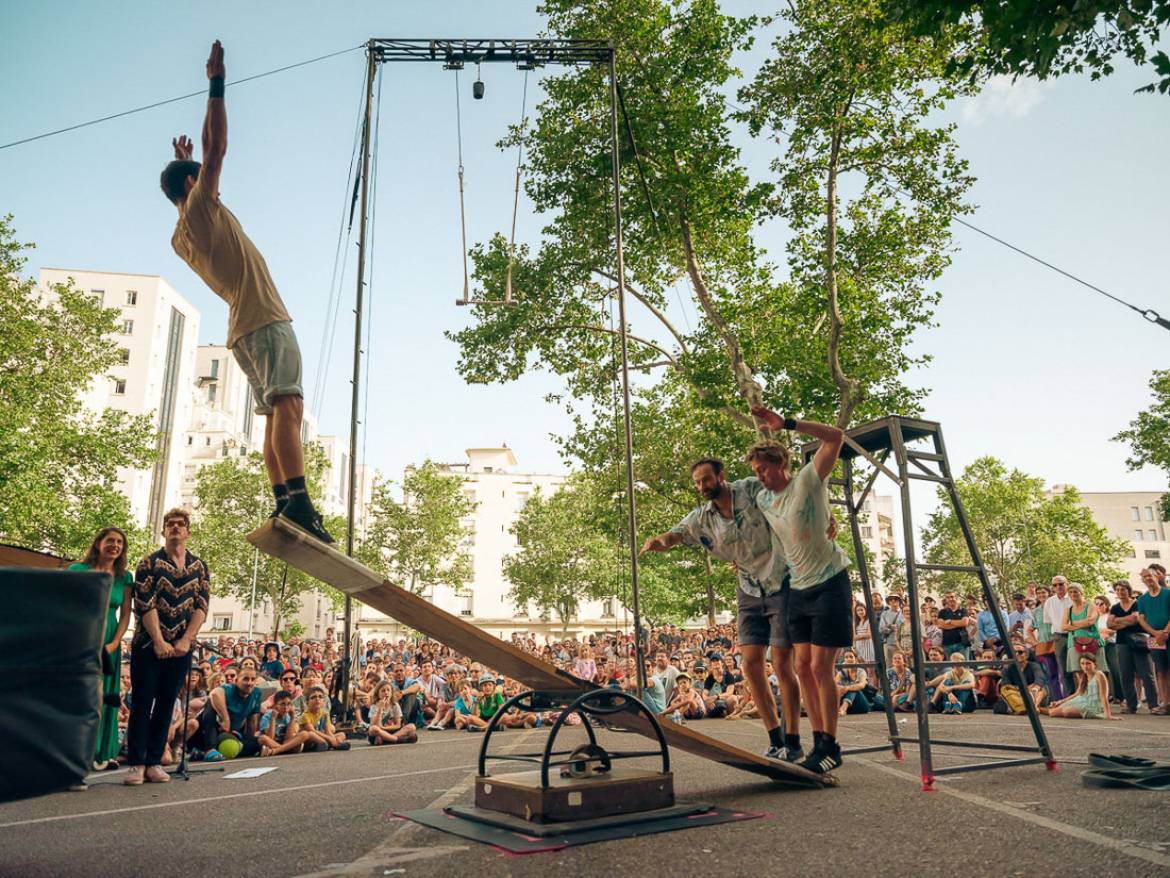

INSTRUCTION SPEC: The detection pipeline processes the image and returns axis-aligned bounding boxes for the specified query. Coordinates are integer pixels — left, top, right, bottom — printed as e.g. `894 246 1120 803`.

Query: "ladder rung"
906 450 945 462
915 563 980 574
932 757 1049 776
906 471 948 484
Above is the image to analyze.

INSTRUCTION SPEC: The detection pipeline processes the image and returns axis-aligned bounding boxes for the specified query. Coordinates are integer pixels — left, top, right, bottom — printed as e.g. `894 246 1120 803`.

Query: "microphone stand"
171 641 227 781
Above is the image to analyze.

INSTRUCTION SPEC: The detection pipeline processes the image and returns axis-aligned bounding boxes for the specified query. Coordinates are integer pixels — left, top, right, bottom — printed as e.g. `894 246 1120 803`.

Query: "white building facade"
42 268 200 536
356 447 621 640
1051 487 1169 585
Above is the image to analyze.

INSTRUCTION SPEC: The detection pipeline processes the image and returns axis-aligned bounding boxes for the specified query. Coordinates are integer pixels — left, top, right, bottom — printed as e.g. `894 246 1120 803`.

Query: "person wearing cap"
475 677 506 725
641 456 833 762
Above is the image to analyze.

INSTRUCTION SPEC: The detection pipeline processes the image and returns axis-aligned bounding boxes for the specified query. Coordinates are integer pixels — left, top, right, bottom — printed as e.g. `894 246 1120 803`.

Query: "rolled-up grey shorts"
231 321 303 416
737 585 790 649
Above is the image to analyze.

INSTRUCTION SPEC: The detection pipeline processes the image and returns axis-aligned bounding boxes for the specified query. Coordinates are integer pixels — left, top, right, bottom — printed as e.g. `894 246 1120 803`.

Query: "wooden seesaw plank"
247 518 833 788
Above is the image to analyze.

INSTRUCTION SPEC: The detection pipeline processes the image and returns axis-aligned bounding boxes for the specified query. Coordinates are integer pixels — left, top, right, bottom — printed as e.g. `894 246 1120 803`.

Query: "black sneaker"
763 745 782 760
799 743 842 775
280 507 336 544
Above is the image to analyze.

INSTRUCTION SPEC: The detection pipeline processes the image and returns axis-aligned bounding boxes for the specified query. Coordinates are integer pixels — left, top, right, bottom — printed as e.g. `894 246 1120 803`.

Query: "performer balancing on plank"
159 40 332 543
748 406 850 774
641 457 834 763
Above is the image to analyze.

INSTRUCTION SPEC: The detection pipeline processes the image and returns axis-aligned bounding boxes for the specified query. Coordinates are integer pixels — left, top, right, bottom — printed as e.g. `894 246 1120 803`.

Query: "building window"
187 436 193 445
1145 549 1162 559
1134 530 1144 542
515 492 529 512
112 378 126 395
1150 530 1158 541
212 614 233 631
861 525 873 539
119 348 130 365
1146 506 1156 521
90 289 105 305
1131 506 1141 521
459 594 473 617
206 436 212 446
207 383 217 403
210 358 220 378
602 599 614 618
125 290 138 306
121 319 134 335
239 447 247 457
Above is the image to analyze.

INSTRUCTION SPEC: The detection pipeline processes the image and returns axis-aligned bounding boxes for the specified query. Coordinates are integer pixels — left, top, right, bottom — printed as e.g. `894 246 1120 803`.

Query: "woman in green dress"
70 527 134 769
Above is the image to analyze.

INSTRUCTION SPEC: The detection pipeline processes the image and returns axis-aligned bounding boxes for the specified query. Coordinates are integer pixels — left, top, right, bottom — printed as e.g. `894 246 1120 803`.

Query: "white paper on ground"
223 767 278 779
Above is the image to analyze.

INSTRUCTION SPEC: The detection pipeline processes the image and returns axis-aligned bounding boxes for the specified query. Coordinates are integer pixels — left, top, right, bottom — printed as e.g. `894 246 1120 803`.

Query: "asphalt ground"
2 712 1169 878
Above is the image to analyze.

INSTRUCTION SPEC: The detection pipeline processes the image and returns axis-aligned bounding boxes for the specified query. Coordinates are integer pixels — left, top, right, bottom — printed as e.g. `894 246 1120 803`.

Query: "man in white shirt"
1042 575 1074 695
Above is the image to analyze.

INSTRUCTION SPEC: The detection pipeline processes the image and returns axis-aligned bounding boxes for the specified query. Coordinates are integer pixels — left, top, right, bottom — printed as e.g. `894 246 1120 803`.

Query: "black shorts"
737 586 790 648
787 569 853 648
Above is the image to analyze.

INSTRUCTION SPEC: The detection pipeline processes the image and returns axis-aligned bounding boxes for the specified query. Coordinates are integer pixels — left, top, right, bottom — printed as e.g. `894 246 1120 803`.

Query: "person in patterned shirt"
641 456 833 763
124 508 209 786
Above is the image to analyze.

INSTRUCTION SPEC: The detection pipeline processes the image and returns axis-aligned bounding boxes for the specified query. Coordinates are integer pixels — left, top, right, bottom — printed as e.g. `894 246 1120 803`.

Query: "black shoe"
279 507 335 544
269 500 288 519
782 744 805 763
799 742 842 775
764 745 782 759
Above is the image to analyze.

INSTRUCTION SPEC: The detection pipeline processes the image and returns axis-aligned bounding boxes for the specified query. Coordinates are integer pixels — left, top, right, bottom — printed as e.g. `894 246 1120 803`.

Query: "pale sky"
2 1 1166 507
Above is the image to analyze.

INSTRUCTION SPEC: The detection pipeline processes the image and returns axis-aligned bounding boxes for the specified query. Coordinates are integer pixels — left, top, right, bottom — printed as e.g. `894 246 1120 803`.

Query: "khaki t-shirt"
171 176 291 348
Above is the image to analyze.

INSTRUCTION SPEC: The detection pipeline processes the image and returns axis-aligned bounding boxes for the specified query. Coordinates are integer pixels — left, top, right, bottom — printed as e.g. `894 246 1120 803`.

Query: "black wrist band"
209 76 225 99
782 417 797 431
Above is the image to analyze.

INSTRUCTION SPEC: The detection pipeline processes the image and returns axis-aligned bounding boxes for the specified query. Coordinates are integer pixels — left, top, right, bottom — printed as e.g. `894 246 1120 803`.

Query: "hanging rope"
455 68 470 303
504 69 530 304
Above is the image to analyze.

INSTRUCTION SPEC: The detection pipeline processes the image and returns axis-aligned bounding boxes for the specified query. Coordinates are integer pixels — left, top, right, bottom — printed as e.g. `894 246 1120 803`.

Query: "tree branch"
591 269 691 357
677 212 769 437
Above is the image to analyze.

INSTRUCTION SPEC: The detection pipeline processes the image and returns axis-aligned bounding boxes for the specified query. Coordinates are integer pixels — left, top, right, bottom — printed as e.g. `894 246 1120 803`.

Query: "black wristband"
782 417 798 431
209 76 225 99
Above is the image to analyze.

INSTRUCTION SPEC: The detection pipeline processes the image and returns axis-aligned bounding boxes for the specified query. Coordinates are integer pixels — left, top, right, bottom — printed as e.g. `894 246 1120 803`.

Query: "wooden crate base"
475 767 674 823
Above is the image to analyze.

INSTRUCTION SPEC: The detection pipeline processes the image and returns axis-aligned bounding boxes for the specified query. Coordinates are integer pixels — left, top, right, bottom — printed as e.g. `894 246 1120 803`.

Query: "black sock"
785 733 801 750
272 483 289 507
768 727 783 749
284 476 313 512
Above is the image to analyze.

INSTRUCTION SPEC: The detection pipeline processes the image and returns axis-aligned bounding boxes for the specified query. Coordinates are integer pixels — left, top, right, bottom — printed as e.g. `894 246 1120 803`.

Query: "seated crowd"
105 564 1169 766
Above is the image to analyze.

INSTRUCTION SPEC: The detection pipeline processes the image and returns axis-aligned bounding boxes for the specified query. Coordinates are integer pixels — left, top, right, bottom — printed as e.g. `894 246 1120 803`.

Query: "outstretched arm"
200 40 227 199
640 531 686 555
750 406 844 481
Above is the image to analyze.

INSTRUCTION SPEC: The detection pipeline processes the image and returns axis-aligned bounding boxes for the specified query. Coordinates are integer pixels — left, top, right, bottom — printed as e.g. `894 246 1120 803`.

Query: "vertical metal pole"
890 420 935 789
843 456 901 760
934 426 1054 766
608 47 646 694
247 546 259 641
341 43 376 722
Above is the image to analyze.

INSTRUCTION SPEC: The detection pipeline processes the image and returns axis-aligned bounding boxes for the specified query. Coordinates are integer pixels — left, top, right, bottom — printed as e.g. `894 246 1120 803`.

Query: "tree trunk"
825 126 860 428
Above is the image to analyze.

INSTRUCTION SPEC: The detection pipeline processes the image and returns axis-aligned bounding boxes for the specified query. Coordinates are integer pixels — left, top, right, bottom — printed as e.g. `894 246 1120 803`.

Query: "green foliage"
443 1 974 623
0 215 157 559
1114 369 1170 519
357 460 475 595
192 445 342 637
888 0 1170 95
504 479 629 633
740 0 976 423
921 456 1128 601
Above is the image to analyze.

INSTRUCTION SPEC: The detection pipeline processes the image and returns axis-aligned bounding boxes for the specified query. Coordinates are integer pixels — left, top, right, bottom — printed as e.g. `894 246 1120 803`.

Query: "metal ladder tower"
802 415 1056 790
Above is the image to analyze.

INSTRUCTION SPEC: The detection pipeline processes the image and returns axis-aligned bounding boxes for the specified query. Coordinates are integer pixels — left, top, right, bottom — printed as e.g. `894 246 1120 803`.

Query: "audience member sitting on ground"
453 681 485 731
932 653 976 714
995 644 1049 715
972 648 1002 709
887 650 915 711
836 649 872 715
259 691 310 756
367 681 418 744
200 664 264 759
662 673 705 723
475 677 506 728
297 686 351 750
1042 654 1119 720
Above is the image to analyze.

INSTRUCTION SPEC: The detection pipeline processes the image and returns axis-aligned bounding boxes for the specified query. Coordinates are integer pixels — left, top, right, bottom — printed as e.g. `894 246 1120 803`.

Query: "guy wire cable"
360 64 385 478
